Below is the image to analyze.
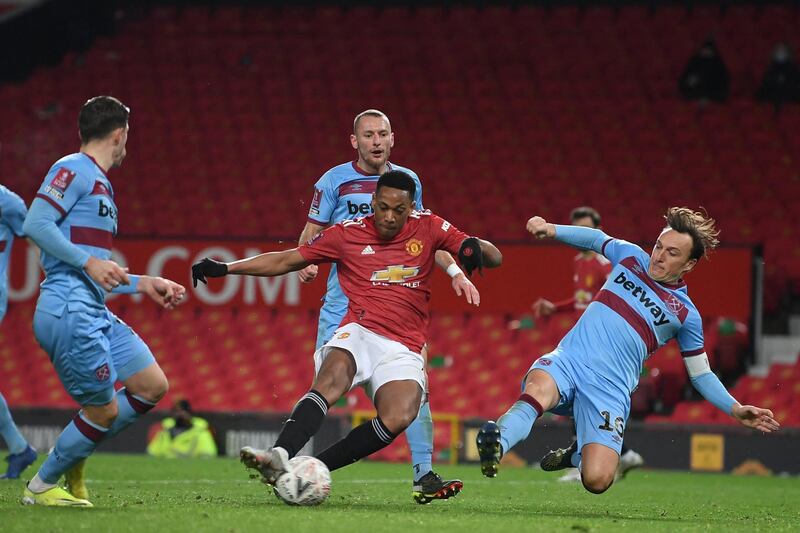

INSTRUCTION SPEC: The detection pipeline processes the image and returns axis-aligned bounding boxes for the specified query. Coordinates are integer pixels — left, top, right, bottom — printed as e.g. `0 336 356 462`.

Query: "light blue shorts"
33 303 155 406
527 351 630 455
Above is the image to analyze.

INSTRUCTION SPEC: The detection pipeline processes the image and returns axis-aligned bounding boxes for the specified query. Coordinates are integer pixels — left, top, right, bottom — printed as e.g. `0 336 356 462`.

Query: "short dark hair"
79 96 130 144
376 170 416 200
570 206 601 227
353 109 390 135
664 207 720 260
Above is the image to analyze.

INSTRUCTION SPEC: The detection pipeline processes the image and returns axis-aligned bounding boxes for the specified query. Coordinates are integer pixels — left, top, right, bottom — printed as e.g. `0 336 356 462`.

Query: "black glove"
458 237 483 277
191 258 228 287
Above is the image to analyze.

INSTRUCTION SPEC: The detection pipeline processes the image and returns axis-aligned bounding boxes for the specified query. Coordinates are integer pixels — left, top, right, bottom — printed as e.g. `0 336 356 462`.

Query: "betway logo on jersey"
370 265 420 287
612 270 670 327
98 199 117 222
347 200 373 215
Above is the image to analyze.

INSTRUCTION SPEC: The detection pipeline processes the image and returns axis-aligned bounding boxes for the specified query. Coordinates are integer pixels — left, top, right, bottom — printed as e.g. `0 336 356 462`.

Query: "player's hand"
452 272 480 306
731 404 781 433
84 256 130 292
297 264 319 283
191 258 228 287
458 237 483 277
532 298 556 317
140 276 186 309
526 216 555 239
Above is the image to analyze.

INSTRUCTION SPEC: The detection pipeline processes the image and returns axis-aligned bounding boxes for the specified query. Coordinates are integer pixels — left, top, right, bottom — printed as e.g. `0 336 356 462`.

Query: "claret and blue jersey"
0 185 28 322
552 226 704 395
308 161 423 347
29 152 119 314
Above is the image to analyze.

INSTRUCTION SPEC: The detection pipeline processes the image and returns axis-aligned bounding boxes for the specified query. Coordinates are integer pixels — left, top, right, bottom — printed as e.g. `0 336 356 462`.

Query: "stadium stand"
1 4 798 428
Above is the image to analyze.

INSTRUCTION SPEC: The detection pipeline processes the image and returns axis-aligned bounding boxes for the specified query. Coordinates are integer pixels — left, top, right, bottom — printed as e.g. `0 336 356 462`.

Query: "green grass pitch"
2 453 798 532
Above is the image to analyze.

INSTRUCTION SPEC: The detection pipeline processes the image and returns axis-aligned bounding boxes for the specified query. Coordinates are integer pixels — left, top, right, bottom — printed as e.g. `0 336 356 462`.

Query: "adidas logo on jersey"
361 245 375 255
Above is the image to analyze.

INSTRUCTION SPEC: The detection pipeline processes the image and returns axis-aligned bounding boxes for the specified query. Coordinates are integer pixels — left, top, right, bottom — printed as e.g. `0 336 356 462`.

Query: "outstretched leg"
316 379 421 472
477 369 560 477
241 347 355 484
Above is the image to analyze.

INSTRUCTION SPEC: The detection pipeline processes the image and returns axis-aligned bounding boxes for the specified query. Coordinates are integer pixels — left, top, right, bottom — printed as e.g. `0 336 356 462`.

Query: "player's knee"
581 470 614 494
380 412 416 435
311 373 349 405
151 374 169 402
84 402 119 428
378 404 418 435
137 374 169 403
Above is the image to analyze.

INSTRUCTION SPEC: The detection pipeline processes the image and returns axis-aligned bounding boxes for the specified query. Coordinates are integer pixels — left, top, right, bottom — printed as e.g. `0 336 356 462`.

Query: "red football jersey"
298 211 469 352
554 253 612 313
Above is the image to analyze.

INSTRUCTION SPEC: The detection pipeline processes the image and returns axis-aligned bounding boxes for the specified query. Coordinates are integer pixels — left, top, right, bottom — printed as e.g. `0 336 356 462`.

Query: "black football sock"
316 417 397 472
273 389 329 458
621 444 629 455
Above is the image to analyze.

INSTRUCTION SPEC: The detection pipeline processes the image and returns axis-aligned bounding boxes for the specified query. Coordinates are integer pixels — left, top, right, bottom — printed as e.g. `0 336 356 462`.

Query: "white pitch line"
86 478 551 486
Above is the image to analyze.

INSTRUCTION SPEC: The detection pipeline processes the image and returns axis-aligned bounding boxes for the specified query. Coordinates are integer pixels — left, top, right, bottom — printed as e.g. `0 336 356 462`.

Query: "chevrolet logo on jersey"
370 265 420 283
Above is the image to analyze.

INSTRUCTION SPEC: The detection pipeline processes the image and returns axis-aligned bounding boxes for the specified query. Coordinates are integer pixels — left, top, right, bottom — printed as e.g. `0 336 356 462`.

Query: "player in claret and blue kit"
0 185 38 479
21 96 186 507
477 208 779 494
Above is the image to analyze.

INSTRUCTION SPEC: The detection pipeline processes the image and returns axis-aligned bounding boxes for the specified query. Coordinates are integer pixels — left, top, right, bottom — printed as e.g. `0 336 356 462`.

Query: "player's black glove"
191 258 228 287
458 237 483 277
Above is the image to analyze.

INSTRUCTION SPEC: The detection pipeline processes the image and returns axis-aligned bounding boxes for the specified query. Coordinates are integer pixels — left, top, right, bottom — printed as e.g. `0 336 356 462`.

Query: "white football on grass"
273 456 331 506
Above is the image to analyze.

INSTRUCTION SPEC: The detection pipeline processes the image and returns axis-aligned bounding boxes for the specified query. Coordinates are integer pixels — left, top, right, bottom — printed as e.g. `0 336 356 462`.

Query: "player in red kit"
192 170 502 488
533 207 644 482
532 207 611 319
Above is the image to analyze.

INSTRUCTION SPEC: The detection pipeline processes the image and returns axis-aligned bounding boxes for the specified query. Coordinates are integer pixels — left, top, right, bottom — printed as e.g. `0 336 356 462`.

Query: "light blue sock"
407 400 434 481
497 394 542 454
38 412 107 484
0 392 28 455
107 388 155 438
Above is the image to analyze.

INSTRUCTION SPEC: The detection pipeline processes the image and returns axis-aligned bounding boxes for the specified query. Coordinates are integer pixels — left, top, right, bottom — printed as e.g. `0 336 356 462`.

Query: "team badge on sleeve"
405 239 424 257
309 188 322 216
45 168 76 200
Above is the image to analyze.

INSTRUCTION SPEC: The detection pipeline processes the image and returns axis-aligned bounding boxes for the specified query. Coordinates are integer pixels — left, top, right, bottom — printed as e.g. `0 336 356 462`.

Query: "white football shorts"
314 322 425 401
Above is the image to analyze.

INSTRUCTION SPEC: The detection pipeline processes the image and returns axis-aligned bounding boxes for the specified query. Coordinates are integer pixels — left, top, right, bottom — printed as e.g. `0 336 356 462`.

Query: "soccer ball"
272 456 331 506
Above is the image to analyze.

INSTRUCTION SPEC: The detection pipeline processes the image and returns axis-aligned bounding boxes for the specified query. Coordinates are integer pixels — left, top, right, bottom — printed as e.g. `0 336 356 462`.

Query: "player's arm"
105 274 185 309
683 352 780 433
532 296 573 317
0 188 28 237
23 193 129 292
296 221 325 283
527 216 646 266
477 239 503 268
434 249 481 306
678 310 779 433
192 249 310 287
456 237 502 277
526 216 609 252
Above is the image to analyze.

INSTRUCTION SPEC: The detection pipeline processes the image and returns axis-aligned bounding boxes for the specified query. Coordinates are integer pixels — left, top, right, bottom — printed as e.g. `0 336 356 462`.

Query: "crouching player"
477 208 779 494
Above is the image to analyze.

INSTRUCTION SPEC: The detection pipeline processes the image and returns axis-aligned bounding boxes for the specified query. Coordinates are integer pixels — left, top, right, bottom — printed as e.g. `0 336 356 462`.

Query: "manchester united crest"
405 239 424 257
